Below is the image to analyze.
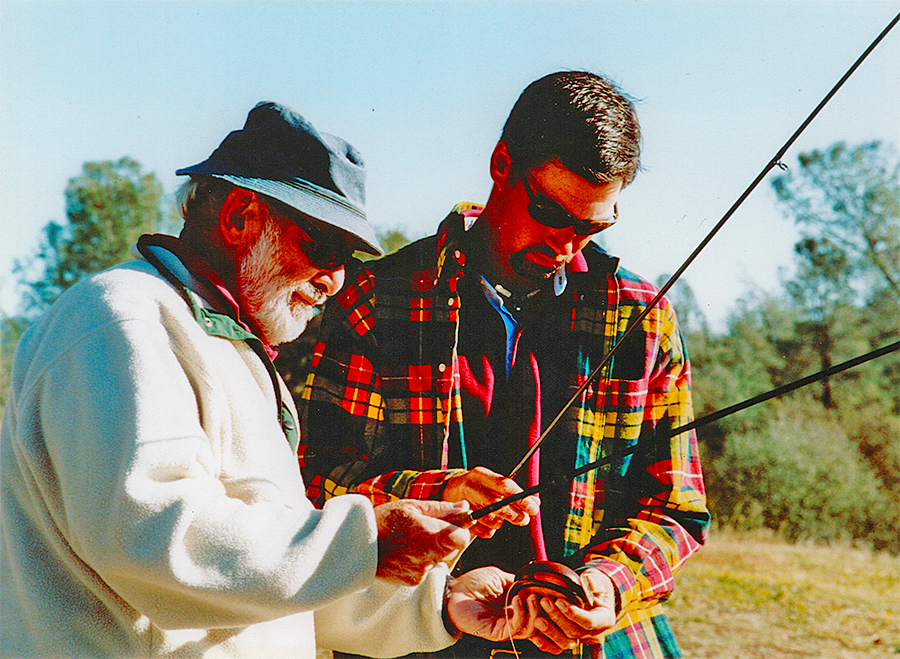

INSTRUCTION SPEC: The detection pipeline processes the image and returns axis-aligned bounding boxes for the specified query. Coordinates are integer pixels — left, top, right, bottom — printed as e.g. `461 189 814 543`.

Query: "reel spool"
508 560 587 607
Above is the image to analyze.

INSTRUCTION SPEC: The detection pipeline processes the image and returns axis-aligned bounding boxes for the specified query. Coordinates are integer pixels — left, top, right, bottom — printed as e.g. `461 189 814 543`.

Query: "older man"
298 72 710 658
0 102 530 658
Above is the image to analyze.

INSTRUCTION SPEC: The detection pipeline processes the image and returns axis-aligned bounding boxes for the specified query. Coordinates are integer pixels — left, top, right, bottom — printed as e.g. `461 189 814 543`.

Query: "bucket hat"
177 101 382 256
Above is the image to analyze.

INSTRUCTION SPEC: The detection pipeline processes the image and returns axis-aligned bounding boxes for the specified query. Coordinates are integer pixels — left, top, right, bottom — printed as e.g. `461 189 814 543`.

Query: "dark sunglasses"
521 174 617 236
268 200 355 269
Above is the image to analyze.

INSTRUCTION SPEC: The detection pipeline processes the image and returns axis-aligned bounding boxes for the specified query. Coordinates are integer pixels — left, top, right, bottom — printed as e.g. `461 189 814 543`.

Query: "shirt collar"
137 234 278 359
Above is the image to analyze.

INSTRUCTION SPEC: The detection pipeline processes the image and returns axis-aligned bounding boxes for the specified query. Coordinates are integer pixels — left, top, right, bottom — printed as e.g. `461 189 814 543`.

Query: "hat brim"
176 167 383 256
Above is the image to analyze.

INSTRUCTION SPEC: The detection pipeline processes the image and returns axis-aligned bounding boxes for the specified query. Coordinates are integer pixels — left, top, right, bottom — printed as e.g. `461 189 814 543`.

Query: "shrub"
704 401 898 553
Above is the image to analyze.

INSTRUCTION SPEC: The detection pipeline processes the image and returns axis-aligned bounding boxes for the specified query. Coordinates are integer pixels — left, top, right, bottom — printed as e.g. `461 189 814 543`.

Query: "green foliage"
0 314 28 422
771 140 900 296
357 227 413 262
376 228 413 256
677 141 900 553
705 402 898 553
3 157 178 413
14 157 177 319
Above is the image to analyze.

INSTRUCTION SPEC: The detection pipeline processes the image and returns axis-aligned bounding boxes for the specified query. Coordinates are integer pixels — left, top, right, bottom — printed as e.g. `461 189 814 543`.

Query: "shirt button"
438 363 446 372
204 317 213 327
454 250 461 260
447 298 455 307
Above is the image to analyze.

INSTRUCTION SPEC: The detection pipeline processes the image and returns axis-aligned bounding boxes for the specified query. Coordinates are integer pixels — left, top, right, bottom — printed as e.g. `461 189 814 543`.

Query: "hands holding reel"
425 467 619 652
441 559 617 653
506 561 618 654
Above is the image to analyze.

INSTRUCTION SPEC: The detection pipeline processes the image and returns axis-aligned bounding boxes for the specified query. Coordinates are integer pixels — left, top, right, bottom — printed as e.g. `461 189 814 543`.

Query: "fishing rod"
472 340 899 520
506 11 900 481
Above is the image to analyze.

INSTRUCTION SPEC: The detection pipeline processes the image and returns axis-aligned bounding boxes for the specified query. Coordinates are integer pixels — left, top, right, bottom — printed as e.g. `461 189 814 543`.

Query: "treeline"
2 142 897 554
672 141 899 553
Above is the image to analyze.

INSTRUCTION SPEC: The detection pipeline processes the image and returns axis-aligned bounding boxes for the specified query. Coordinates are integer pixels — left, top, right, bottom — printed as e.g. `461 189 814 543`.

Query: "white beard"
238 220 327 346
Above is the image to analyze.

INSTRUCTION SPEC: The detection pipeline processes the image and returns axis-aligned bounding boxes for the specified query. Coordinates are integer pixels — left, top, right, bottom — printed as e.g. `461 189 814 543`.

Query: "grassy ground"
665 530 900 658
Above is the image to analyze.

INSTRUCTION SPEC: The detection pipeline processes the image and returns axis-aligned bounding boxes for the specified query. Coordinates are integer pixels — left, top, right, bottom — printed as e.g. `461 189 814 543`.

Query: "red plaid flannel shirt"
297 206 709 658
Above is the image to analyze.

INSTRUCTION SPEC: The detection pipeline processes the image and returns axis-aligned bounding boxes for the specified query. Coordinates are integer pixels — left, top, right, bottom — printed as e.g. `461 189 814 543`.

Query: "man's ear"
489 141 514 188
218 188 265 251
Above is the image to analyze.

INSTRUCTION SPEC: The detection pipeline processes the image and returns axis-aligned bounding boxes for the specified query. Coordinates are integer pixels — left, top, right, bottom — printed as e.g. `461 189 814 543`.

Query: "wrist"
437 469 467 500
442 575 463 639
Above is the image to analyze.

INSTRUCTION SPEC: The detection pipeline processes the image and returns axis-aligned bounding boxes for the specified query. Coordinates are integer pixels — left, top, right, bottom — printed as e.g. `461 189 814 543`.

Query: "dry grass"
665 530 900 658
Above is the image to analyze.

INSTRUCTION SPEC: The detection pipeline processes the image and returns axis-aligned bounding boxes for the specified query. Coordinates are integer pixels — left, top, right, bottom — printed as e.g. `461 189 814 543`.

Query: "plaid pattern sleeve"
578 277 708 624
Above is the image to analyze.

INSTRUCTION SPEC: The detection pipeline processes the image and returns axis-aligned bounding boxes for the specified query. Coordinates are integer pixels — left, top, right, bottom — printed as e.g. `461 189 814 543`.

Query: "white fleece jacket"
0 249 455 658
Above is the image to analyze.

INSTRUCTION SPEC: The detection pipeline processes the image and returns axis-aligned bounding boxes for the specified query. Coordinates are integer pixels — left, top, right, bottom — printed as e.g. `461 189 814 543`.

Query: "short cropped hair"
500 71 642 186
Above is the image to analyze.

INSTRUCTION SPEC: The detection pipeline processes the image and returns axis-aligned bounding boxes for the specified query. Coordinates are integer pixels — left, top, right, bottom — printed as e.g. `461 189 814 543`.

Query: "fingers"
408 498 470 517
523 594 566 654
533 595 616 648
504 592 531 637
374 500 472 585
446 567 522 642
513 493 541 517
409 500 473 553
470 518 503 539
443 467 540 529
478 500 536 528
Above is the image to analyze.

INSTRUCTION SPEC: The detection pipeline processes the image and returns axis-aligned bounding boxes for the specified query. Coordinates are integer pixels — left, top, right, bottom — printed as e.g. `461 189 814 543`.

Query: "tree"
771 141 900 296
767 140 900 519
14 157 177 318
772 141 900 410
783 237 859 408
0 313 28 420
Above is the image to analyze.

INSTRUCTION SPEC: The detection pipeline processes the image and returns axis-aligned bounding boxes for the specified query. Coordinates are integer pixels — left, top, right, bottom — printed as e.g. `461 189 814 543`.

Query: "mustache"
508 245 566 281
527 245 566 266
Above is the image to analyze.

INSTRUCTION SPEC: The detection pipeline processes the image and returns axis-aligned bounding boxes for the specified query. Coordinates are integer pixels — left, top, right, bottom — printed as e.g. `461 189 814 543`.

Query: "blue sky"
1 0 898 330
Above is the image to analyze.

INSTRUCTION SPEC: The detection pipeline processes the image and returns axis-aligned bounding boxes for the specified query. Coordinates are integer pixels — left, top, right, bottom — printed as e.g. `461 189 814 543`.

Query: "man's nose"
546 228 579 258
311 265 345 297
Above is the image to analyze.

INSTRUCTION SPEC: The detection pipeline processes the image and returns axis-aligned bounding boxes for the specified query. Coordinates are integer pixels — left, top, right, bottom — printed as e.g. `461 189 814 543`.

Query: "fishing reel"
508 560 588 607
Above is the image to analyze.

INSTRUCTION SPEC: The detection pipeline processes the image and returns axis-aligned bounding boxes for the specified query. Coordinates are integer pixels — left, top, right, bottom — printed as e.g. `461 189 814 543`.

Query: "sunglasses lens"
307 241 351 270
523 175 616 236
576 222 607 236
529 201 570 230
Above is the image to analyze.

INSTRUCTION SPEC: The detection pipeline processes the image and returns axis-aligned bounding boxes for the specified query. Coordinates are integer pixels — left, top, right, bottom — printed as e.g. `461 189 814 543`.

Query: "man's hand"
374 500 472 586
515 568 618 653
445 567 531 642
443 466 540 538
